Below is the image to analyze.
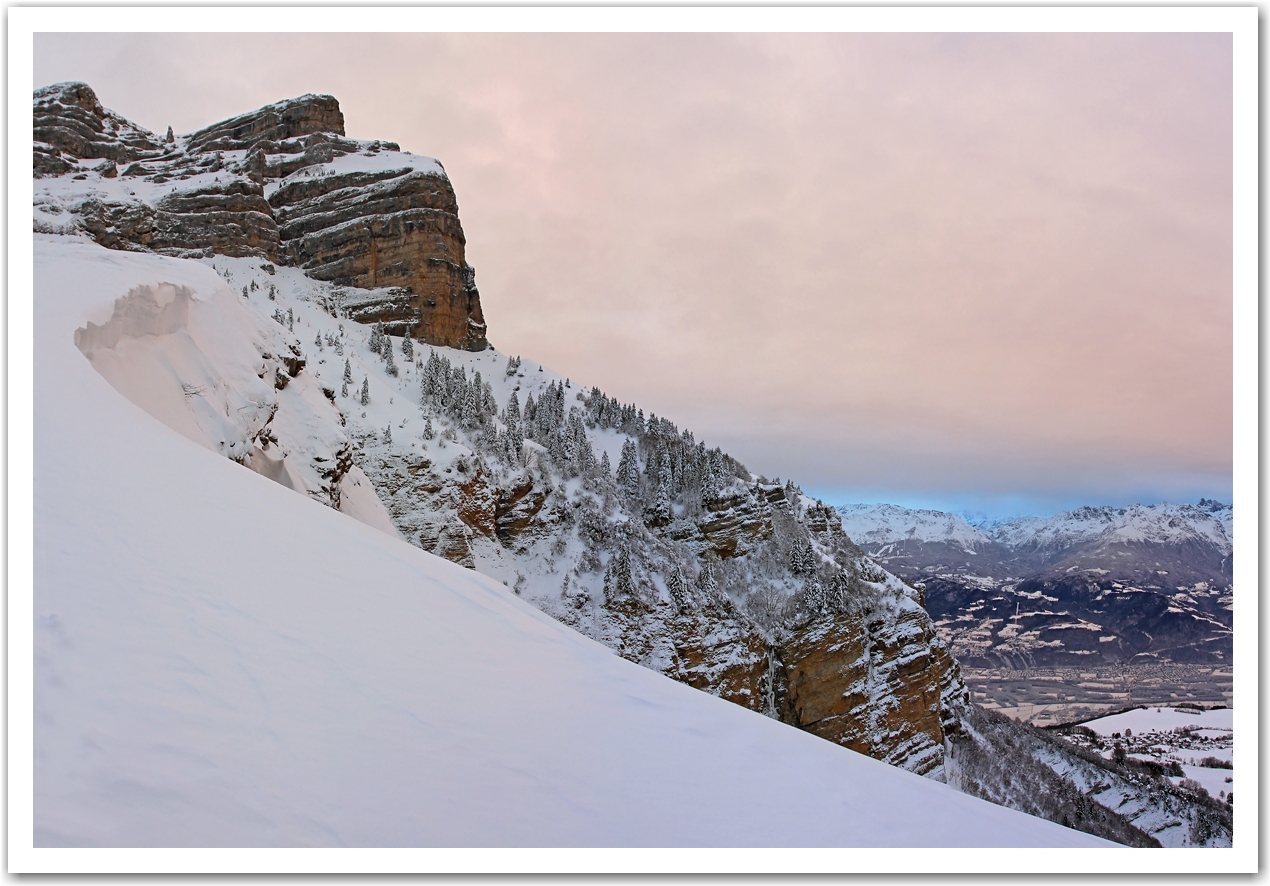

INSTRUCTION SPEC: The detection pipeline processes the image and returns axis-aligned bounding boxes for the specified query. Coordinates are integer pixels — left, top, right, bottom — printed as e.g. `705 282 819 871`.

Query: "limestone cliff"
37 83 967 782
32 82 486 350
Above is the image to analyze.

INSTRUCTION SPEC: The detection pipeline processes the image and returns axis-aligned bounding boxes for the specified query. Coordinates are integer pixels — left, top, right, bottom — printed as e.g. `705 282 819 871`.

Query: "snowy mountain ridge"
32 83 1227 849
838 501 1232 558
838 503 994 551
835 502 1233 670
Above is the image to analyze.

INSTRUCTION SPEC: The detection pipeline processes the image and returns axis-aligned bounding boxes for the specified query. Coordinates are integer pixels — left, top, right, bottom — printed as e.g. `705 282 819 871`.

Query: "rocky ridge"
33 82 486 350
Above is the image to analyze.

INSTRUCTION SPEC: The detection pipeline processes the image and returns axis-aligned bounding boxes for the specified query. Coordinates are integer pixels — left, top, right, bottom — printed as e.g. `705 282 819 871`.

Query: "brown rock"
776 606 966 776
271 168 487 350
185 94 345 154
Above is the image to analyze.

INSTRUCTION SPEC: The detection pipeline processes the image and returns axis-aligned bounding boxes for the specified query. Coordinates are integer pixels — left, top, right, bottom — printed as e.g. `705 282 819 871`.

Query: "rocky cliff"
32 83 486 350
36 84 967 781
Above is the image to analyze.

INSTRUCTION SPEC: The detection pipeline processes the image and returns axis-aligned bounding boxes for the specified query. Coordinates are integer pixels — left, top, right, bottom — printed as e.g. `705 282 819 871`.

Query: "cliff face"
777 607 967 776
338 368 969 777
32 83 487 350
270 168 486 349
38 83 967 782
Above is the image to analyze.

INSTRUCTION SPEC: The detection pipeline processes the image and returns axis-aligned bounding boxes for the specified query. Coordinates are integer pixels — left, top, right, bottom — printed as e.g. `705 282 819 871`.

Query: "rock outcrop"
33 81 164 176
777 607 967 776
33 82 487 349
270 168 487 349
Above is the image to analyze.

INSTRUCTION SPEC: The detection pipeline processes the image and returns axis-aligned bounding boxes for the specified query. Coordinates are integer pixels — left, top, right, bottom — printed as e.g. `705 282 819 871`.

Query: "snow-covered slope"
32 235 1107 848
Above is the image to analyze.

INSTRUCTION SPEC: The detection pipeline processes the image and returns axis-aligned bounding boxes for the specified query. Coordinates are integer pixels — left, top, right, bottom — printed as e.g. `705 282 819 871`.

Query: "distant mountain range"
836 501 1232 668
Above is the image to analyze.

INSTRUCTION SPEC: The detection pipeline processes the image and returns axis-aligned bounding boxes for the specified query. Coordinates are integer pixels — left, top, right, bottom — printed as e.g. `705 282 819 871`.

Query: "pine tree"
504 390 523 456
360 377 369 406
343 359 352 383
384 340 398 377
603 549 633 605
401 334 414 362
341 380 348 398
241 285 249 299
286 308 294 331
384 425 392 445
423 417 434 440
645 481 672 526
696 562 719 602
617 439 641 499
667 569 690 611
315 333 323 350
803 575 827 616
600 450 612 476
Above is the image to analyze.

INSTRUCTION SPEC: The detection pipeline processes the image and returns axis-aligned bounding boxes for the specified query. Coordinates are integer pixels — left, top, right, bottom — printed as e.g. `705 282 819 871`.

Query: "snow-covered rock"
33 82 486 350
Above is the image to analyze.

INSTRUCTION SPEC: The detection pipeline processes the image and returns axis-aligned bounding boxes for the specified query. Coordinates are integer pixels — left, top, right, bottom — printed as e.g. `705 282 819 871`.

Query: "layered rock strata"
32 82 486 349
270 168 486 349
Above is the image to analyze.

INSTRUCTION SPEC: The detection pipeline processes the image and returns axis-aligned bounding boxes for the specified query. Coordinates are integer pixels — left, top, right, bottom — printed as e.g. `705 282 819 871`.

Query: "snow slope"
31 235 1109 848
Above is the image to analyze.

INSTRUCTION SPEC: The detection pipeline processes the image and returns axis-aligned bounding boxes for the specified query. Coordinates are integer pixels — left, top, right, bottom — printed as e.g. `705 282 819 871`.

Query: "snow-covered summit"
837 500 1232 559
987 501 1233 557
837 503 994 550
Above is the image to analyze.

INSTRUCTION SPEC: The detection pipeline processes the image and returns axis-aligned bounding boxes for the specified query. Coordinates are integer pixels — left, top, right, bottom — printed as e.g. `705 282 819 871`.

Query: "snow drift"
32 235 1109 848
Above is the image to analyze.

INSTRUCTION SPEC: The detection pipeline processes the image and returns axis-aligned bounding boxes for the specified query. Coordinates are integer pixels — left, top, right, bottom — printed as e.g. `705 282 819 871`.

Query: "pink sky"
33 32 1234 516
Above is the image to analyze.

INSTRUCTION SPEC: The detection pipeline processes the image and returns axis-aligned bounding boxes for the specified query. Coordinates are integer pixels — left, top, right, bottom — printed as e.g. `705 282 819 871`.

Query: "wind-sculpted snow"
33 234 1113 848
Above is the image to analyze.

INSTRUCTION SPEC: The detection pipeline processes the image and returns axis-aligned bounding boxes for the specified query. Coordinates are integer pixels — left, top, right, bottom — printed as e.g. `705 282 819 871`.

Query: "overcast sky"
33 31 1234 518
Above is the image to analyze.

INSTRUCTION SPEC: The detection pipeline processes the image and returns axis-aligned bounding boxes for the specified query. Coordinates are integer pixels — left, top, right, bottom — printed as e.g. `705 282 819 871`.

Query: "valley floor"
964 664 1232 726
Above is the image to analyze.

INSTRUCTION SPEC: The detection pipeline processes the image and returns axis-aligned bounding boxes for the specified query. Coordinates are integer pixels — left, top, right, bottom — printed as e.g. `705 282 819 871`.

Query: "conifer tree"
343 359 352 383
384 425 392 445
504 390 523 455
645 481 672 526
803 575 827 616
696 562 719 602
600 450 612 476
315 333 322 350
667 569 690 611
360 377 369 406
401 334 414 362
617 439 641 499
385 340 398 377
603 549 634 605
341 380 348 398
